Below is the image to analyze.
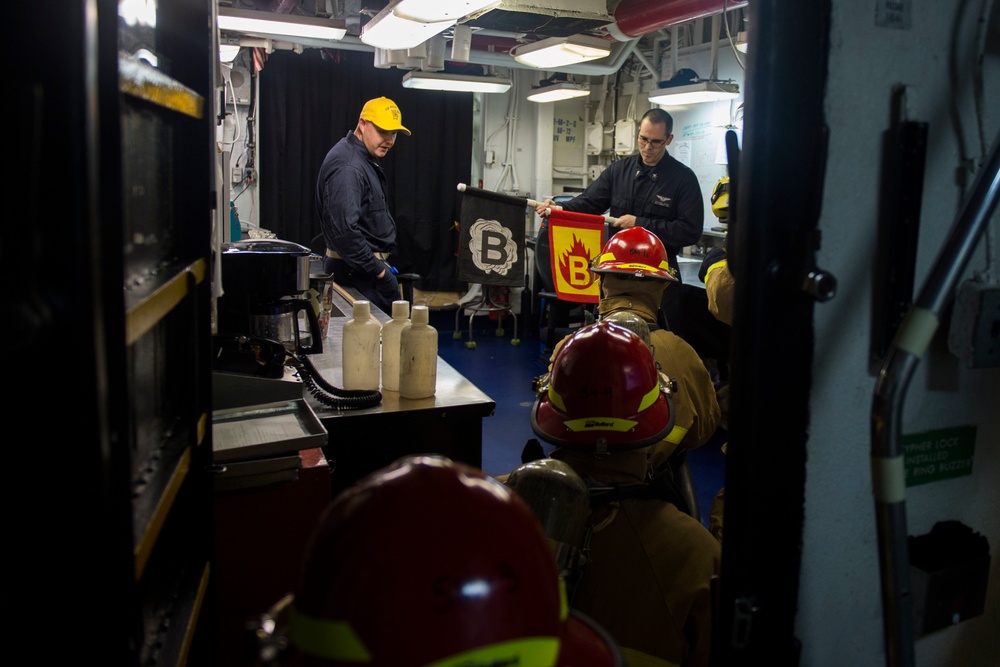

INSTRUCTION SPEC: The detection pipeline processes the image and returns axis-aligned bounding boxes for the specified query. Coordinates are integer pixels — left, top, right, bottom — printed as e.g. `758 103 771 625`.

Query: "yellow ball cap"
360 96 411 136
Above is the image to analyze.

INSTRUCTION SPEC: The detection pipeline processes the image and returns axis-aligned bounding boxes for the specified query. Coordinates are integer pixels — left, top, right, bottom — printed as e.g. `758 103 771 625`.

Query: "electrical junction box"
948 280 1000 368
586 122 612 155
614 120 636 155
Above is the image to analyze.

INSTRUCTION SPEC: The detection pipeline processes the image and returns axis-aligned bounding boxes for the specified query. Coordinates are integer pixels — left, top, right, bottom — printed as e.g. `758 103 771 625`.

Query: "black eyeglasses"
638 135 667 147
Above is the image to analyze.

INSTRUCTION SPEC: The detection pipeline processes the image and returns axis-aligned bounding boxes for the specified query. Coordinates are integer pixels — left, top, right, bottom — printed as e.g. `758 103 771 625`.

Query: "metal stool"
452 284 521 349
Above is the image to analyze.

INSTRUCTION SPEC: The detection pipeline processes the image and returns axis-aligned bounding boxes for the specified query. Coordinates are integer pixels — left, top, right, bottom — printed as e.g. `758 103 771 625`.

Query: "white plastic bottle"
342 300 382 391
399 305 437 399
380 300 410 391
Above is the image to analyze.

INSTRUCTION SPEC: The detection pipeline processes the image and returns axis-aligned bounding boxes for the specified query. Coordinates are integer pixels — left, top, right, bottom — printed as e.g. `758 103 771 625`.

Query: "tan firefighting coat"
551 447 720 667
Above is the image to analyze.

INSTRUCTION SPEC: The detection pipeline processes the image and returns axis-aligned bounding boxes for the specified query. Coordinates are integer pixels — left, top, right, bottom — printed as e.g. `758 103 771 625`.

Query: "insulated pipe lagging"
606 0 749 41
871 129 1000 667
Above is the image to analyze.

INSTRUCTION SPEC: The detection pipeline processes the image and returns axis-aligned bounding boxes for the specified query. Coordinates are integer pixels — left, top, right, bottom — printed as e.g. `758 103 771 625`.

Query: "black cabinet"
9 1 215 663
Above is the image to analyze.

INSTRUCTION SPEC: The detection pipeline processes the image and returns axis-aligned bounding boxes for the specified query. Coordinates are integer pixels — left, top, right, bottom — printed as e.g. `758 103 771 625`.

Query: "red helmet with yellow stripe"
590 227 677 281
288 455 622 666
531 321 674 452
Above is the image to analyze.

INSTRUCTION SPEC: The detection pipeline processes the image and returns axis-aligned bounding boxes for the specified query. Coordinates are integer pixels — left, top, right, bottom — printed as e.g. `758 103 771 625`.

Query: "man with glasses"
535 108 704 330
316 96 410 314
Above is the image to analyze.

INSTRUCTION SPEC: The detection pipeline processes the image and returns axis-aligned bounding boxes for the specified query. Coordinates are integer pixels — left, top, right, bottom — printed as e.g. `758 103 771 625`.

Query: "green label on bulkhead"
902 425 976 487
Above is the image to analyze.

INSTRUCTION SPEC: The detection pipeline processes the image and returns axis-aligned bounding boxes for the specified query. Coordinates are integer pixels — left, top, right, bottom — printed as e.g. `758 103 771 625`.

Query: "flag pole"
456 183 618 224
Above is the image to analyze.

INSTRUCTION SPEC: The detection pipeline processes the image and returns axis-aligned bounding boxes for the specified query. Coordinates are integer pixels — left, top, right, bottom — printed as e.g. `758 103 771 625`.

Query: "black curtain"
259 48 473 292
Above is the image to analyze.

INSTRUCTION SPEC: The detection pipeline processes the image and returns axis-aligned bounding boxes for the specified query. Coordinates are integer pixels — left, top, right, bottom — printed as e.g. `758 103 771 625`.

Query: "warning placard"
902 425 976 487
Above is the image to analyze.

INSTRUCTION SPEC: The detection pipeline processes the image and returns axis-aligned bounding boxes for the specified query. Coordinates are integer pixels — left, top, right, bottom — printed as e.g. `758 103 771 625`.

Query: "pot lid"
223 239 311 255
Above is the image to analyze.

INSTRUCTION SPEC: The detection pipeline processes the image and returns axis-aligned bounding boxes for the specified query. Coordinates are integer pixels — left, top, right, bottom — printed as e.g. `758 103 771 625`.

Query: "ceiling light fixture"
401 70 512 94
511 35 611 69
360 5 455 50
648 81 740 106
392 0 500 22
526 81 590 103
217 7 347 41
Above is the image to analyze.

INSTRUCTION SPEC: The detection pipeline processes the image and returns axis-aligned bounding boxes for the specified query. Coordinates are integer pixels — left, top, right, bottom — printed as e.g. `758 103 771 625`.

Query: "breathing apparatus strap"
586 447 694 515
588 468 689 511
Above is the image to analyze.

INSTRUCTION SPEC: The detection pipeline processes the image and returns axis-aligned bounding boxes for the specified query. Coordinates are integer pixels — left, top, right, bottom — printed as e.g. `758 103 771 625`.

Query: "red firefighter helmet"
287 454 621 666
531 321 674 451
590 227 677 281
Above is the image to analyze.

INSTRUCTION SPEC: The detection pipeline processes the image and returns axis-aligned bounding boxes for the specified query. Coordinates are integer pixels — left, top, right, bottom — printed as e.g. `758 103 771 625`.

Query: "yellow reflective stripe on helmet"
558 576 569 622
548 385 566 412
564 417 639 432
637 383 661 412
290 608 561 666
289 606 372 661
609 262 658 271
665 424 688 445
621 645 679 667
424 638 561 667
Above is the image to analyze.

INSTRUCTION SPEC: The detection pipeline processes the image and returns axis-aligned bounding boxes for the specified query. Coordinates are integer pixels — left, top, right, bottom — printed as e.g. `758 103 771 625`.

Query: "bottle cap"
411 305 429 325
392 300 409 319
352 300 371 319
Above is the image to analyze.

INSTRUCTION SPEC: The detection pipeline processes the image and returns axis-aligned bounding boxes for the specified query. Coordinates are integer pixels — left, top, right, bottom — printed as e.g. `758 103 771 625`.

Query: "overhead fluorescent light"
393 0 500 22
401 70 512 93
527 81 590 103
511 35 611 69
648 81 740 106
360 5 455 50
217 7 347 41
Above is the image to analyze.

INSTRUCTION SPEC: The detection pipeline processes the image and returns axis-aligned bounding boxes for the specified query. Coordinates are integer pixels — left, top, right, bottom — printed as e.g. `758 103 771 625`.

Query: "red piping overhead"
608 0 748 40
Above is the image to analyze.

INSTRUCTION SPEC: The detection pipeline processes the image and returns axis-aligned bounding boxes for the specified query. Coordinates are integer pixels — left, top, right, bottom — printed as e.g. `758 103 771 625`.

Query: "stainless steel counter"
303 284 496 494
679 256 705 288
304 285 495 416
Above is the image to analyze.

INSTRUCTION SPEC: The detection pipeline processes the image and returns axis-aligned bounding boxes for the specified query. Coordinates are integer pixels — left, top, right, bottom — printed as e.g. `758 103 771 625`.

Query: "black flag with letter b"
457 188 526 287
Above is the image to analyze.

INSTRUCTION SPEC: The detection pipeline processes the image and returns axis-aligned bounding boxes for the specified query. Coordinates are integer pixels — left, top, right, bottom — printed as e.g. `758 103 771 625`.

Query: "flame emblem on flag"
558 235 597 289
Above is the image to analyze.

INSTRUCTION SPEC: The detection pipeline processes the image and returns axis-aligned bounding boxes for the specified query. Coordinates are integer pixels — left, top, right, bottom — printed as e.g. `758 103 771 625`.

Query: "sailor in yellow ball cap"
316 97 411 314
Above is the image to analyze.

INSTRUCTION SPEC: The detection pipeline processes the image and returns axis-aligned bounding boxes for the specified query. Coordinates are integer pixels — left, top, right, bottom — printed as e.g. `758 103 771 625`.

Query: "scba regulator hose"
292 353 382 410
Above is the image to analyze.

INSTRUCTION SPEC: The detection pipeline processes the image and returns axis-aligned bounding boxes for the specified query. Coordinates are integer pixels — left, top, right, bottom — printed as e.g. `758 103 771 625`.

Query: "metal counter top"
679 256 705 289
302 284 496 421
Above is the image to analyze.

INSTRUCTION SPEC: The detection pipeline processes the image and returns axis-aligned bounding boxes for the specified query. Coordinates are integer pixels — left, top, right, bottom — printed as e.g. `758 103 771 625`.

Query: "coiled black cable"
291 352 382 410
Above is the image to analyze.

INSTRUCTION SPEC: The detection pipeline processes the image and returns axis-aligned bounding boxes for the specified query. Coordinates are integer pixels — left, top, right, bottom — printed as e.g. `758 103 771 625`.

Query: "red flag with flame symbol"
547 209 607 303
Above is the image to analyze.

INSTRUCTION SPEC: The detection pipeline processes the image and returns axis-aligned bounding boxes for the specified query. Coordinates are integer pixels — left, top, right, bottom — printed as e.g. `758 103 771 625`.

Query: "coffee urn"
217 239 323 354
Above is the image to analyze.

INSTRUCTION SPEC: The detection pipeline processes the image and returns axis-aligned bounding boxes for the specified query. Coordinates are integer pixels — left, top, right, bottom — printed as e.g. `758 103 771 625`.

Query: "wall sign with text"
902 425 977 487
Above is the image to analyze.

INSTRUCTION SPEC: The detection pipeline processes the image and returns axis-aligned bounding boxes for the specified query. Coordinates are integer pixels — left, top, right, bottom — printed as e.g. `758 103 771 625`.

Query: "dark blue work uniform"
558 152 704 328
316 131 399 314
